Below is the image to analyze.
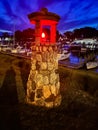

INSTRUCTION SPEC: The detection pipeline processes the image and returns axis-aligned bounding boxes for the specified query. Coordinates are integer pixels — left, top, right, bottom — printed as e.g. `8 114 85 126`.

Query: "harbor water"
59 52 98 73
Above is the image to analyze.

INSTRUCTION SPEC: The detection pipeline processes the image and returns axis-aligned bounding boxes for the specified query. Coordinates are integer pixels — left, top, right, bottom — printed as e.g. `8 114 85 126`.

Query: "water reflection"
70 54 80 64
60 52 98 73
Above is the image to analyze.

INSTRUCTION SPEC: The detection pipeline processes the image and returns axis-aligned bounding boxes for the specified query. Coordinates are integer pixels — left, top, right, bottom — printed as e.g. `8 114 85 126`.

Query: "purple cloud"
0 0 98 33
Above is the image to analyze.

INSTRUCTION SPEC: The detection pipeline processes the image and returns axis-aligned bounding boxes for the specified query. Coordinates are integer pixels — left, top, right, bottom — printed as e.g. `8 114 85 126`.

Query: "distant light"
41 32 45 38
5 38 9 41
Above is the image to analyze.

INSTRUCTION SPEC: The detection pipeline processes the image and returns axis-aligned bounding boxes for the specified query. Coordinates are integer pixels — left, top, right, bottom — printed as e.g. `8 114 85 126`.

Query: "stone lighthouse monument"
26 8 62 108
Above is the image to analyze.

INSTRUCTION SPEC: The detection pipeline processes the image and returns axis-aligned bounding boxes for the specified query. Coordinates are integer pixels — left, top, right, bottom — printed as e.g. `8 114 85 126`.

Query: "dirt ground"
0 53 98 130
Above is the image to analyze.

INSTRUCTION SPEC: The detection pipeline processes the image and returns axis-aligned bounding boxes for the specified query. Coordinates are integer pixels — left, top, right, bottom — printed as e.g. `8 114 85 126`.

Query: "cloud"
0 0 98 33
58 16 98 33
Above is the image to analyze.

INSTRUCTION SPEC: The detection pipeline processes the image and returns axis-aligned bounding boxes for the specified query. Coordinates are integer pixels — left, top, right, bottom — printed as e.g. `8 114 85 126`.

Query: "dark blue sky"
0 0 98 34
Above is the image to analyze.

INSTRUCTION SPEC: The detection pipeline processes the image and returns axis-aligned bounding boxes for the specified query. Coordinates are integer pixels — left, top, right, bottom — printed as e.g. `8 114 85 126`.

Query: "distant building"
72 38 97 44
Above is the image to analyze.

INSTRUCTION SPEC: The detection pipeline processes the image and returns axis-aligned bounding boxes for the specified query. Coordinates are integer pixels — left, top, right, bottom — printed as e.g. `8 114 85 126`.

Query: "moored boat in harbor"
58 50 71 61
86 61 98 69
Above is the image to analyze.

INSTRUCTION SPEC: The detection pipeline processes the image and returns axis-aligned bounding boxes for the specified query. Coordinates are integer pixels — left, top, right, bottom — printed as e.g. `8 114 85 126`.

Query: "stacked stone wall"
26 45 61 107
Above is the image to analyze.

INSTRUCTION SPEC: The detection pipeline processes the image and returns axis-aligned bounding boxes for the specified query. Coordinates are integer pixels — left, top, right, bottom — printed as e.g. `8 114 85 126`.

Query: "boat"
58 50 71 61
86 61 98 69
11 48 18 53
11 46 26 54
26 49 32 56
0 45 11 52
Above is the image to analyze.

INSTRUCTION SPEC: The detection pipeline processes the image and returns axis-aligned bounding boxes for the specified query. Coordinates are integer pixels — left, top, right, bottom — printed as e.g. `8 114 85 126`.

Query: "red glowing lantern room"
28 8 60 44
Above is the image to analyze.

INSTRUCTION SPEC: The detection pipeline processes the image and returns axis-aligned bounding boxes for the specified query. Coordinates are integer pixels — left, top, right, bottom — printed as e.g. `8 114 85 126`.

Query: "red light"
41 32 45 38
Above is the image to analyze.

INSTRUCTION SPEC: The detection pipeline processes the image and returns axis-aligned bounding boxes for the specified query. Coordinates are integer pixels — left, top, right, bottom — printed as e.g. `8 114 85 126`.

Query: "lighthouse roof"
28 8 60 22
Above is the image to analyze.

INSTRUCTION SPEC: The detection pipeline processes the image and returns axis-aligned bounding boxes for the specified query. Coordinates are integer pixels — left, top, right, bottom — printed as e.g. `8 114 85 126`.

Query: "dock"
59 60 84 69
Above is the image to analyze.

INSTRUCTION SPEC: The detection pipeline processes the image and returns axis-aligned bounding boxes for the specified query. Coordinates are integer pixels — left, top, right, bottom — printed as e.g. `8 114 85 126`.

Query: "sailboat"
86 61 98 69
86 53 98 69
58 50 71 61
